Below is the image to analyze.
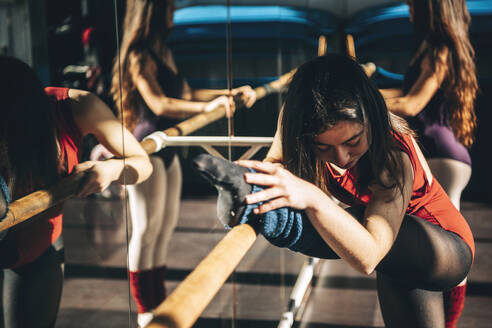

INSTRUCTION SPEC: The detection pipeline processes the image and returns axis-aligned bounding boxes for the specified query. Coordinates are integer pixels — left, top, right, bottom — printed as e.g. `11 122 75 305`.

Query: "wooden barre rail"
0 70 295 233
345 34 376 77
346 34 356 59
148 224 258 328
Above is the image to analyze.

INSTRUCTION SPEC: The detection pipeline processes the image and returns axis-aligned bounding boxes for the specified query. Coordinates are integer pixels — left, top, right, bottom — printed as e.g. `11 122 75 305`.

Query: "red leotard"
4 87 82 268
324 133 475 259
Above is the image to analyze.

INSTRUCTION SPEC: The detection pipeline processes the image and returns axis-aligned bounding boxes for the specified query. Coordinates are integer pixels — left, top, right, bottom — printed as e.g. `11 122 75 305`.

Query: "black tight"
0 238 64 328
346 206 472 291
347 206 472 328
377 274 446 328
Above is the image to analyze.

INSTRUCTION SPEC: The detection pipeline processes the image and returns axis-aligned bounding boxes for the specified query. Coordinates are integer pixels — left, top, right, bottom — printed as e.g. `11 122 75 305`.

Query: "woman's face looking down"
313 121 370 170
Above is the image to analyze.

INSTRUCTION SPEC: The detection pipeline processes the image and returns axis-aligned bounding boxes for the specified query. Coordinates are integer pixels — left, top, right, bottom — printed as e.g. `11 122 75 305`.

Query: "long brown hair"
111 0 173 131
281 54 413 196
0 56 60 199
413 0 478 147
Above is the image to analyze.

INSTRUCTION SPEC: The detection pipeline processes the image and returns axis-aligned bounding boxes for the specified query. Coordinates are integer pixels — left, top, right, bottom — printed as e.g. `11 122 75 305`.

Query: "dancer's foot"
193 154 252 227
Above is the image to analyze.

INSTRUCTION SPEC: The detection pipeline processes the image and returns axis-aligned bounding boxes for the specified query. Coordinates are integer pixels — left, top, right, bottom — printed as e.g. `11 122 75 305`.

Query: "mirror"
0 0 133 326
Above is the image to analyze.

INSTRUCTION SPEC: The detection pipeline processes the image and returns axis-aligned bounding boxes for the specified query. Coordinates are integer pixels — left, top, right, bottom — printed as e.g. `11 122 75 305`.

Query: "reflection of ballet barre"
137 72 293 155
0 136 273 233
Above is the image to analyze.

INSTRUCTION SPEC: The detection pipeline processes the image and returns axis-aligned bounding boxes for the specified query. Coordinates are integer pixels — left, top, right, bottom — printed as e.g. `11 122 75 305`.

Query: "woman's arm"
306 152 413 274
174 44 254 108
130 54 233 119
238 151 413 275
188 86 256 108
379 88 403 99
264 107 283 164
264 129 283 164
384 49 448 118
68 89 153 196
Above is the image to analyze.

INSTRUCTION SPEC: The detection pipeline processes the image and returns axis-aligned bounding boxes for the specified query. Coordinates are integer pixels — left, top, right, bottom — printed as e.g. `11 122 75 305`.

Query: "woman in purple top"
110 0 256 326
379 1 478 327
380 0 478 211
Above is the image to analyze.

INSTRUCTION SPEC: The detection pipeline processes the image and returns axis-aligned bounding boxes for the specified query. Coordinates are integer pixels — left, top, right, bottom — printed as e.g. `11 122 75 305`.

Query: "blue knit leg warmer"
241 184 339 259
0 175 9 221
191 153 339 258
0 175 10 240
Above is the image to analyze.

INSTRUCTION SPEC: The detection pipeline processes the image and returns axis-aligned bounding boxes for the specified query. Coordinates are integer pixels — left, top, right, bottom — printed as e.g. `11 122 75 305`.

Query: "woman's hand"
73 160 120 197
236 160 320 214
231 85 256 108
203 95 236 118
361 62 376 77
69 89 153 186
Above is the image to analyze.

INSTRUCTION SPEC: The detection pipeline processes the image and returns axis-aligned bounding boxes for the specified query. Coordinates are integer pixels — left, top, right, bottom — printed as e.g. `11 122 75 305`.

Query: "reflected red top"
324 133 475 259
6 87 82 268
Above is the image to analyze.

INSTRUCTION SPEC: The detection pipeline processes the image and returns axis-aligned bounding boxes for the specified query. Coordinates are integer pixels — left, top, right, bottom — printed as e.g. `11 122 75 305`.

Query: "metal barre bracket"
143 134 274 160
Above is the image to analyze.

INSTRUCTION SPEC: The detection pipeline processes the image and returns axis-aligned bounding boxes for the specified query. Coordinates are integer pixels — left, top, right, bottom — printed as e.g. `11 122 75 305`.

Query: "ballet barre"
148 224 258 328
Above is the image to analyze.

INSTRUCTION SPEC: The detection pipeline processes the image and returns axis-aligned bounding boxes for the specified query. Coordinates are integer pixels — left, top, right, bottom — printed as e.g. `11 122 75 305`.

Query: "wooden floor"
57 195 492 328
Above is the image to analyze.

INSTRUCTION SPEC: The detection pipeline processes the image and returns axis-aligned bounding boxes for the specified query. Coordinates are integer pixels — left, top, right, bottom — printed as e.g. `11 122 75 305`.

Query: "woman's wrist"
104 159 125 183
304 183 331 212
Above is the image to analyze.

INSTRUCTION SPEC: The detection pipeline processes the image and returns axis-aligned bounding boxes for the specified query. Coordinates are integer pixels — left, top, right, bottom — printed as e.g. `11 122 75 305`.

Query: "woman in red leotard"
198 54 474 328
0 55 152 328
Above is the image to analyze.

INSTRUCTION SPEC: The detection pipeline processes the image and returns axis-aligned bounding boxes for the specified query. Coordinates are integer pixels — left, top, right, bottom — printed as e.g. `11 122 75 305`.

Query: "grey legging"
1 237 64 328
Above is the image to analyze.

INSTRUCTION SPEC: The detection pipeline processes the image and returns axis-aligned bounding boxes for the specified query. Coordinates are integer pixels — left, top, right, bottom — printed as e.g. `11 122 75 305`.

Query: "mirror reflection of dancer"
380 0 478 212
379 2 477 325
0 56 152 328
111 0 256 325
199 54 474 328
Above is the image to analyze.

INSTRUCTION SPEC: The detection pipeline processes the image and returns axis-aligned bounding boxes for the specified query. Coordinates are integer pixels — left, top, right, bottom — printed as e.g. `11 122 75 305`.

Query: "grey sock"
193 154 252 228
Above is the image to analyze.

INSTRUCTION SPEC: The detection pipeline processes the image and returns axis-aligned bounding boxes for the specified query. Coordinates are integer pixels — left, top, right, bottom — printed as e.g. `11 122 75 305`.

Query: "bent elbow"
126 156 153 185
144 98 172 116
387 97 419 118
151 103 169 117
353 261 376 276
361 264 376 276
404 106 420 117
400 98 424 117
139 159 153 183
353 255 379 276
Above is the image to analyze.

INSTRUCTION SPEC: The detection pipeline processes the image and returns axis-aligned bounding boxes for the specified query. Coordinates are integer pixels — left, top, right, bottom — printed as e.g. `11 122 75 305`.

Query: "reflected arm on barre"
184 81 256 109
131 56 209 118
264 107 284 165
382 48 448 118
68 89 152 196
